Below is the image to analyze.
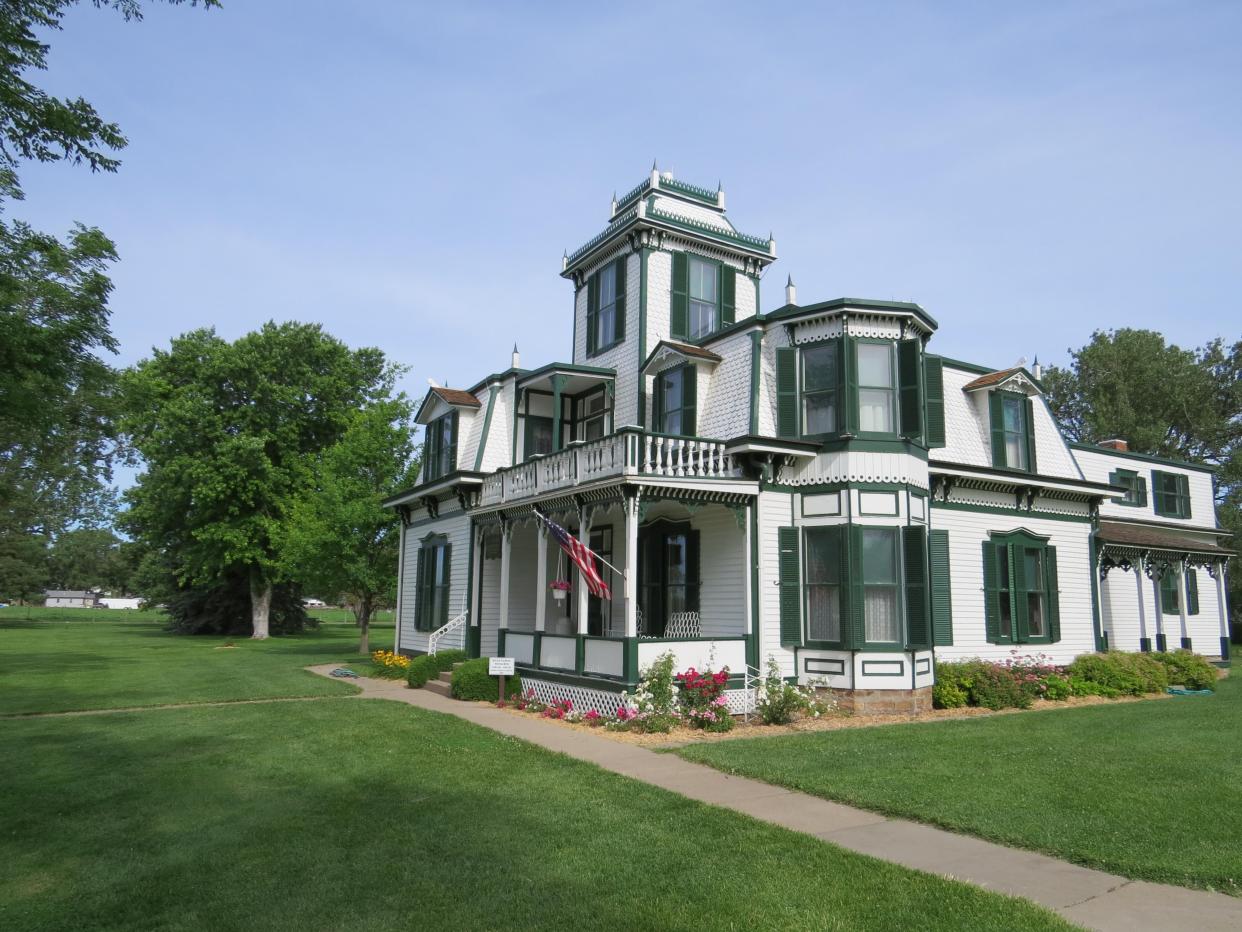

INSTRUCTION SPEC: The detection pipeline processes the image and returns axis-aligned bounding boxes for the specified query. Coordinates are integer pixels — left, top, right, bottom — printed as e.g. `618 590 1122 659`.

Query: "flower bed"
933 649 1218 710
369 649 410 679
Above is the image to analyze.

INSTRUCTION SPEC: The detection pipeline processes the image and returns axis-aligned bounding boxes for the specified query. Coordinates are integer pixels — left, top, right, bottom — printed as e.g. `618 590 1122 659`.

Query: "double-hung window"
801 342 838 436
597 263 618 349
688 256 717 339
805 527 842 642
983 532 1059 644
989 392 1036 472
857 343 896 434
1152 470 1192 518
1002 396 1028 470
861 528 900 643
654 364 696 436
586 258 625 355
415 536 451 631
424 412 456 481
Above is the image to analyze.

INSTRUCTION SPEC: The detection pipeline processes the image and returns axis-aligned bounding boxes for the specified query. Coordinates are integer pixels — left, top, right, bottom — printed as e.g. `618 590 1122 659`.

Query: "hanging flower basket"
550 580 571 601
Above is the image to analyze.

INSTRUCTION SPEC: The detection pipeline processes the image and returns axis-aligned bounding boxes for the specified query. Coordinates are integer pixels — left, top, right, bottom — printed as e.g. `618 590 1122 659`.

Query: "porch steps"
423 664 465 698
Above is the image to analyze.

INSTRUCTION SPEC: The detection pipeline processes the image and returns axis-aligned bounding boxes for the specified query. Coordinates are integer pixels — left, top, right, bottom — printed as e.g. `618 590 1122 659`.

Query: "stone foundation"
827 686 933 716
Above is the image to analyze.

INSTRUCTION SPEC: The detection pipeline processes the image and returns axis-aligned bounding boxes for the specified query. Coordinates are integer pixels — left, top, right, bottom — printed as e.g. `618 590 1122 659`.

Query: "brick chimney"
1097 438 1129 452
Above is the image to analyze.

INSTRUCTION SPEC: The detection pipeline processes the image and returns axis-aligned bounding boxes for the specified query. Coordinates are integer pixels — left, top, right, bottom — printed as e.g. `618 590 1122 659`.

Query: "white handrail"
428 609 468 656
741 663 764 723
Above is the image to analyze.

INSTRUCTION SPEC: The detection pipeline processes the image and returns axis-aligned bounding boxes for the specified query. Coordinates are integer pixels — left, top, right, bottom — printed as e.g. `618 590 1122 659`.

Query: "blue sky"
19 0 1242 404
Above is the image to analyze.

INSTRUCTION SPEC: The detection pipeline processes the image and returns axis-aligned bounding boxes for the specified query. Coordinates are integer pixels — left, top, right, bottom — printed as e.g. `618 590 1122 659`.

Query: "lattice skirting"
520 677 755 717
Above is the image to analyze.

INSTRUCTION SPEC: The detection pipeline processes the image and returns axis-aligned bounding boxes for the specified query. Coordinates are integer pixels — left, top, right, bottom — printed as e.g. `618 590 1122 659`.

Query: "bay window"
801 341 838 436
857 342 896 434
805 526 842 642
861 528 900 642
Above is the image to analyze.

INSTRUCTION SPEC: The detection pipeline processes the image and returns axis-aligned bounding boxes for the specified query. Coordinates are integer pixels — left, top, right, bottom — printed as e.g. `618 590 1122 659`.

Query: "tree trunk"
357 597 372 655
250 567 272 640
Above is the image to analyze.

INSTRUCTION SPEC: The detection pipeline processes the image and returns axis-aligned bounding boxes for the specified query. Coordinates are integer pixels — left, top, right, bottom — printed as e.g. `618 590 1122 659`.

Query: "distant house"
99 597 142 610
44 590 96 609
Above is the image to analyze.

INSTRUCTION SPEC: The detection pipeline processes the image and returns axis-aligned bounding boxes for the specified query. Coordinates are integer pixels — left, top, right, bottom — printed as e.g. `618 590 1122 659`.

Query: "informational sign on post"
489 657 515 702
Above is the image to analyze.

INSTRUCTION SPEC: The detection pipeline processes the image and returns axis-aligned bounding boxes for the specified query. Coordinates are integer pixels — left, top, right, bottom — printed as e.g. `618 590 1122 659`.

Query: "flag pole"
533 505 627 581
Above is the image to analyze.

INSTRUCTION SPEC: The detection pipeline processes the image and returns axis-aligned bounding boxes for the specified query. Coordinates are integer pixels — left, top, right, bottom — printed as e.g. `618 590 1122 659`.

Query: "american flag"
532 507 612 601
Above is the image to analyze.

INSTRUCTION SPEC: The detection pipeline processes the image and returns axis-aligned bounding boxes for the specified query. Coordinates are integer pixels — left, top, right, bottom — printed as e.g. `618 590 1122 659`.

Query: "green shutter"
778 527 802 647
414 547 428 631
448 411 459 472
586 272 599 355
929 529 953 646
671 251 688 340
982 540 1000 643
1178 474 1192 519
681 365 697 436
842 336 858 436
1011 543 1030 640
903 525 930 649
1023 397 1037 474
687 530 701 613
1045 546 1060 643
1151 471 1166 515
775 346 798 438
846 525 866 648
898 339 922 440
1160 572 1179 615
720 266 735 325
652 371 664 432
924 355 946 448
1186 568 1199 615
440 544 452 627
613 257 626 342
988 393 1006 468
1136 475 1148 507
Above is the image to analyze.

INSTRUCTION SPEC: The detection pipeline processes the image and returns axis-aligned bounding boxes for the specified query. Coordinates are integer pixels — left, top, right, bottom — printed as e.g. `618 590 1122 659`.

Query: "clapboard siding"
1074 446 1218 529
757 489 797 677
695 505 747 638
397 504 470 655
929 505 1095 665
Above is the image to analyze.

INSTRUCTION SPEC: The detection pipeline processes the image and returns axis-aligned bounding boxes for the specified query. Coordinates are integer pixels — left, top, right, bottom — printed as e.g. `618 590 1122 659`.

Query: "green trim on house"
929 500 1092 523
1088 529 1106 652
515 666 629 693
748 500 760 669
1068 441 1218 475
638 246 650 426
464 522 477 655
938 356 997 377
472 383 500 471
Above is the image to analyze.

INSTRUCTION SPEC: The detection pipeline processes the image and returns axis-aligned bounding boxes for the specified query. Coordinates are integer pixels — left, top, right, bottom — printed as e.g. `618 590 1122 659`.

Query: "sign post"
489 657 515 702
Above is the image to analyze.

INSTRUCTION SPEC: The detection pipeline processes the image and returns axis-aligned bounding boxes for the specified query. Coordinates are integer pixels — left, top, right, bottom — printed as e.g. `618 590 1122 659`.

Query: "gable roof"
962 368 1023 391
641 340 723 374
414 385 482 425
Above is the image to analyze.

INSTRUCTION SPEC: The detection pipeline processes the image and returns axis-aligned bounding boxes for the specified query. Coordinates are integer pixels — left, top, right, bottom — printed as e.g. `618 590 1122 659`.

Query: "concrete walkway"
311 666 1242 932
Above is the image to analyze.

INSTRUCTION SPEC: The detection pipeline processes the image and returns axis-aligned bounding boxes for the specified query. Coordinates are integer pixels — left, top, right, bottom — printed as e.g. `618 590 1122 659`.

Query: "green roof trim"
1068 442 1219 475
645 205 770 252
516 361 615 387
765 297 939 332
938 356 998 376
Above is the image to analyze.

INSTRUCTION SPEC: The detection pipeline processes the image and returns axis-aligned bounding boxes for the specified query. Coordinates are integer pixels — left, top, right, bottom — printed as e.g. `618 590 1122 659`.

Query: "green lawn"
0 613 1075 930
0 610 390 715
677 680 1242 895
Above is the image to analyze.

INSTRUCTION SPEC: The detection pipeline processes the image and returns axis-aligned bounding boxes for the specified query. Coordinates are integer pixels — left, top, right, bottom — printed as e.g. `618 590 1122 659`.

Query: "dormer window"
654 364 697 436
424 412 457 481
988 391 1036 473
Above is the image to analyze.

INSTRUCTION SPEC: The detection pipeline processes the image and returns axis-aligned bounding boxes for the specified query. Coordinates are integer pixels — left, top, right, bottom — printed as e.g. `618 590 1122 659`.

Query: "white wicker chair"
664 611 701 638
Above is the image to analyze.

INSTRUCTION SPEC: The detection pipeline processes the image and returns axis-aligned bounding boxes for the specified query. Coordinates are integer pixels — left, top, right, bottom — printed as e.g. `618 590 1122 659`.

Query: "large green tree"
1 0 217 584
277 399 418 654
121 323 396 639
1044 329 1241 626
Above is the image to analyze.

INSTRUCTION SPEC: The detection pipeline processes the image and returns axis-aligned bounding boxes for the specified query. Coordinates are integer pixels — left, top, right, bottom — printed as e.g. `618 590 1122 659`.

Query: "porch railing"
478 428 742 506
428 609 468 656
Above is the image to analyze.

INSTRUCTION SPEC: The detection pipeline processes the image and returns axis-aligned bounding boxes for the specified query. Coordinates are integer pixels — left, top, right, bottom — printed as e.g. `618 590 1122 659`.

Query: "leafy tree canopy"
121 322 397 638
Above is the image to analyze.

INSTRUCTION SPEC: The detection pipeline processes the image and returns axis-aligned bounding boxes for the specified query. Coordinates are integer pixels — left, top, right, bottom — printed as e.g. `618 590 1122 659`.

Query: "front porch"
470 494 755 688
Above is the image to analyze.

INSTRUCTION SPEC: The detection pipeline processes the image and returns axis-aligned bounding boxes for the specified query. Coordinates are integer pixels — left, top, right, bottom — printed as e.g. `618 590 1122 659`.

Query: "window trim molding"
854 337 901 440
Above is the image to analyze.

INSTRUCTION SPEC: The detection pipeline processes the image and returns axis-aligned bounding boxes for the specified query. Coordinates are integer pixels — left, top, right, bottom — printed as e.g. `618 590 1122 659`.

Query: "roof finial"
512 344 521 369
652 158 658 172
785 276 797 306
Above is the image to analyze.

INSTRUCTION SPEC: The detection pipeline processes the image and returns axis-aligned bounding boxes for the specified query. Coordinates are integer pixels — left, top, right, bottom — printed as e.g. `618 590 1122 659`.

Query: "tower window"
688 256 717 339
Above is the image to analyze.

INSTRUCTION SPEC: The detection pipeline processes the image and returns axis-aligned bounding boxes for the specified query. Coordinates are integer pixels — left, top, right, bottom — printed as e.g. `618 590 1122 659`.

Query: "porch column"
1177 560 1191 650
534 524 547 633
498 520 512 642
1135 565 1150 651
470 525 484 656
624 494 639 638
576 505 592 635
1216 561 1231 659
551 374 565 452
1151 571 1166 652
394 518 407 652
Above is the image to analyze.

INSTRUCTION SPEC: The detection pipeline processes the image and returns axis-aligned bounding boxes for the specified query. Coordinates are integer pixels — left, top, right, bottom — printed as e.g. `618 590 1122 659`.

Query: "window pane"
808 585 840 641
599 264 615 305
1003 396 1022 432
1027 592 1044 636
804 392 836 434
663 411 681 436
662 370 682 410
857 343 892 387
864 586 900 642
584 416 604 441
805 529 839 585
862 529 896 584
689 299 715 338
530 418 553 455
597 306 614 346
689 257 716 301
1023 549 1042 589
1000 595 1012 638
1006 434 1024 469
859 388 894 433
666 535 686 585
802 343 836 391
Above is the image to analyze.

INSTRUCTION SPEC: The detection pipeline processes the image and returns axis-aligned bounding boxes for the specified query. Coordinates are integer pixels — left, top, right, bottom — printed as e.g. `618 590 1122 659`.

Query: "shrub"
620 652 679 733
932 679 968 709
1066 652 1169 696
969 664 1032 710
676 665 734 732
405 649 469 688
754 656 834 723
450 657 521 701
1042 673 1072 701
1152 650 1217 691
370 649 410 679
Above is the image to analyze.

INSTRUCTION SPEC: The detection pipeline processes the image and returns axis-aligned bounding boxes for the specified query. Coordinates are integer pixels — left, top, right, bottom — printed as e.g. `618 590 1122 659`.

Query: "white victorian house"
384 167 1232 714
